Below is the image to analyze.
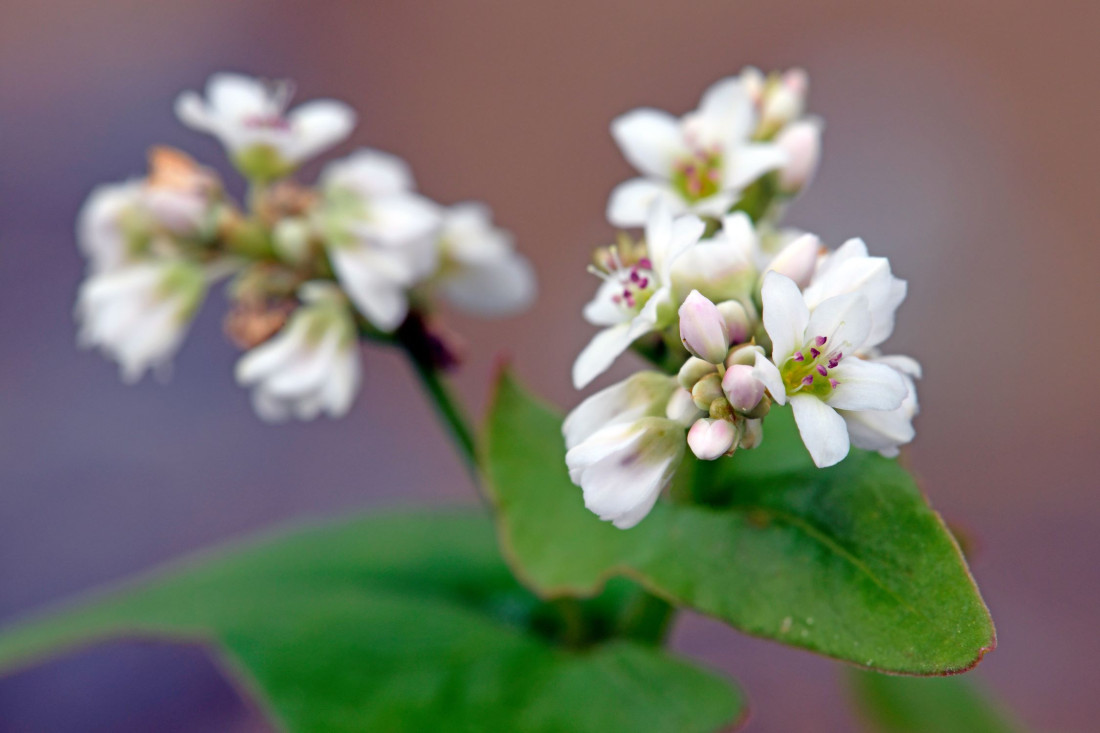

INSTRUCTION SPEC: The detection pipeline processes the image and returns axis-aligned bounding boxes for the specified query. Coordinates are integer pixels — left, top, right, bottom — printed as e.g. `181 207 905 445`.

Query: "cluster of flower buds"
75 73 534 421
565 70 919 529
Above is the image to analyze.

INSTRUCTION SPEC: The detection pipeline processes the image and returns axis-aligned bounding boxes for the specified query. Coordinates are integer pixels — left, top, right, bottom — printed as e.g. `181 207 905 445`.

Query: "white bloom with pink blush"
573 202 705 388
176 73 355 179
752 272 908 467
607 77 787 227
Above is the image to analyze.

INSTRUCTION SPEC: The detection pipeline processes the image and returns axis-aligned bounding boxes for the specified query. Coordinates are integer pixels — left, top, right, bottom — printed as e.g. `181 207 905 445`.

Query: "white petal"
875 354 922 379
842 406 915 457
726 143 787 189
206 73 268 118
319 347 362 417
286 100 357 163
322 148 415 197
174 91 217 133
440 252 535 316
610 109 685 179
804 292 872 356
235 322 307 384
358 193 441 246
696 76 755 141
583 279 633 327
826 358 907 411
790 394 850 468
765 233 820 289
572 322 640 389
606 179 684 228
687 189 739 219
760 271 809 363
330 249 409 331
562 371 674 448
751 350 787 405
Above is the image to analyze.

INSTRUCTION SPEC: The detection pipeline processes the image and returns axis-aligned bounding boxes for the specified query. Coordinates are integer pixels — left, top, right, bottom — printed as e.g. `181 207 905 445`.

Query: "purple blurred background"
2 1 1099 730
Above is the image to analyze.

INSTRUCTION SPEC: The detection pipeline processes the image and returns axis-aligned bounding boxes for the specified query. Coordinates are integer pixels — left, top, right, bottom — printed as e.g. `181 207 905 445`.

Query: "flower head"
176 73 355 180
75 260 206 382
607 77 787 227
316 149 442 331
235 283 361 422
430 203 536 316
752 272 908 467
573 202 705 388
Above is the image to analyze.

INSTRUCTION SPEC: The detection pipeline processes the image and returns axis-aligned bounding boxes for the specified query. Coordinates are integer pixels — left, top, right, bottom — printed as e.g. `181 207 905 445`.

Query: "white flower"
317 149 442 331
431 203 536 316
565 371 689 528
77 180 146 273
75 261 205 382
607 76 787 227
235 283 361 422
839 354 921 457
752 272 907 467
573 202 705 388
669 212 758 304
176 73 355 179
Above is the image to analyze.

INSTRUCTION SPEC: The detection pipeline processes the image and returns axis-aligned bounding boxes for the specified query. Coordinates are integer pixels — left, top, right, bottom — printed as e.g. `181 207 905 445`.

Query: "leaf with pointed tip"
849 670 1026 733
481 372 995 675
0 511 743 733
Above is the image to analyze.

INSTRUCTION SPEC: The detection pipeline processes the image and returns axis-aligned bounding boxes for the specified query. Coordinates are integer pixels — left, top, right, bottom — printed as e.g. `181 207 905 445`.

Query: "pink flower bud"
722 364 765 413
716 300 751 345
767 233 821 288
679 290 729 364
776 120 821 193
687 418 737 461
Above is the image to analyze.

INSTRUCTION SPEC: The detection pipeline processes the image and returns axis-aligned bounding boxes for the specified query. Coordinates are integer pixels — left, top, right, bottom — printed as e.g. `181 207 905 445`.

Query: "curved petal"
440 252 536 317
752 350 787 405
206 73 267 118
760 271 809 362
790 393 850 468
286 100 357 162
726 142 787 189
572 322 639 389
174 91 217 133
804 292 871 356
358 193 442 246
696 76 754 141
607 179 683 228
322 148 415 197
610 109 685 178
562 371 675 449
826 358 907 411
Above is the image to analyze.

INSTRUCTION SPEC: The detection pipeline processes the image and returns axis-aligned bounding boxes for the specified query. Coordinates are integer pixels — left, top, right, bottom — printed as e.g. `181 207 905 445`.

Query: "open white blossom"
236 283 361 422
564 371 686 529
316 149 441 332
176 73 355 179
574 202 705 388
431 203 535 316
77 181 146 273
607 76 787 227
75 260 205 383
839 354 921 457
752 272 907 467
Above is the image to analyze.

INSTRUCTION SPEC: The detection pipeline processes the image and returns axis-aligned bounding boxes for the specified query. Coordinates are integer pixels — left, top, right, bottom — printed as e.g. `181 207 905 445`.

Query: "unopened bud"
723 364 765 414
716 300 751 345
762 68 809 131
739 418 764 450
726 343 764 368
678 356 717 390
708 397 734 421
687 418 737 461
691 372 724 411
743 393 771 420
766 232 820 288
775 119 821 194
273 218 313 264
679 290 730 364
666 388 702 426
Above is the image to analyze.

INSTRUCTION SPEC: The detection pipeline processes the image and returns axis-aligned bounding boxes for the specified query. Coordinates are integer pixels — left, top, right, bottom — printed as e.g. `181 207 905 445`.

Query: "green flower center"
672 147 723 202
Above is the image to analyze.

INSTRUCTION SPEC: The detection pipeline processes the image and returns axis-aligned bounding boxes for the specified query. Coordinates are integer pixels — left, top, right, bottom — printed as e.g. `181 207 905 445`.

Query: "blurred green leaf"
482 372 995 675
849 670 1026 733
0 511 743 733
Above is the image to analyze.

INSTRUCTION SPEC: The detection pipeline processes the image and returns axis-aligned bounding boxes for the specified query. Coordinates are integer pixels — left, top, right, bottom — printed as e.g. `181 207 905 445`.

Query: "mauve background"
1 0 1098 730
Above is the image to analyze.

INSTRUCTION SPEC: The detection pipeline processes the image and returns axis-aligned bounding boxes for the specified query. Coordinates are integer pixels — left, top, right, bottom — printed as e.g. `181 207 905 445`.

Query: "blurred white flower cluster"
566 69 920 529
76 73 535 421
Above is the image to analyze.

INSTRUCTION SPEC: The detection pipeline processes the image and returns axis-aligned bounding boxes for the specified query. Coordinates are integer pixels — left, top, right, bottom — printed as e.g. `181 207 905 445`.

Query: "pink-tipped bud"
687 418 737 461
678 290 730 364
715 300 751 345
775 120 821 193
722 364 765 414
767 232 821 288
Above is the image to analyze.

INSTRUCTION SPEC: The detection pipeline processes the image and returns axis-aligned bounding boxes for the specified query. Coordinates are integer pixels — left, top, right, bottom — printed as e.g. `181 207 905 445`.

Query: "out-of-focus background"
2 1 1098 730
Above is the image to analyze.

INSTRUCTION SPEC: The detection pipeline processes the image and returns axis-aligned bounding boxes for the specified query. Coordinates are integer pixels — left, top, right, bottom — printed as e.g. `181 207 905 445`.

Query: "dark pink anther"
793 351 804 362
816 364 828 377
637 258 652 270
815 336 827 346
638 277 649 288
829 378 838 389
630 270 640 283
828 353 842 369
801 375 814 386
809 347 821 359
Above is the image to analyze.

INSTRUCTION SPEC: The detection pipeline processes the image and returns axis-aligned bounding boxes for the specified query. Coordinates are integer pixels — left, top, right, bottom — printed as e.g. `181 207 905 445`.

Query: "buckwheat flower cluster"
75 72 535 421
565 69 918 529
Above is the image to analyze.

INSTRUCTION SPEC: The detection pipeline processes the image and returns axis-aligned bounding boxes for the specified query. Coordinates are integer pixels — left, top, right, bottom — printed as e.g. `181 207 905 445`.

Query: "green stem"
404 349 478 476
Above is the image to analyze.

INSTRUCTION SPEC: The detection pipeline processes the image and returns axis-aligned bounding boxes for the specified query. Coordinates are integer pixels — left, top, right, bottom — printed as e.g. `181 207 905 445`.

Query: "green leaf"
848 670 1026 733
481 372 995 675
0 511 743 733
